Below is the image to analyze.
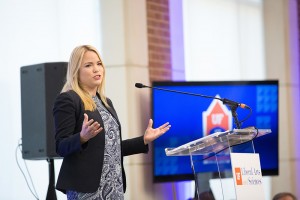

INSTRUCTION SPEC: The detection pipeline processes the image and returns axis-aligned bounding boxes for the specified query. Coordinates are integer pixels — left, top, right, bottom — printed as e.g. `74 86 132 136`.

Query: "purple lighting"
170 0 185 81
168 0 193 199
289 0 300 196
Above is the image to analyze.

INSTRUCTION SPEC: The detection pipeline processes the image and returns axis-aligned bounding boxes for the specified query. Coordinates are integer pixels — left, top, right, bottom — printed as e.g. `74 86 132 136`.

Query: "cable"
239 106 253 124
15 139 40 200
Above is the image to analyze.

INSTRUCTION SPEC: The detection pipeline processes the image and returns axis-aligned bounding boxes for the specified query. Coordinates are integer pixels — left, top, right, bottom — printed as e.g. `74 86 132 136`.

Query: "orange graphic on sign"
235 167 243 185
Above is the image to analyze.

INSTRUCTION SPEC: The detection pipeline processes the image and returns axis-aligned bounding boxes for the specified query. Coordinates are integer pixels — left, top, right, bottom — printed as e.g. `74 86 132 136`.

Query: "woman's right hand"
80 113 103 143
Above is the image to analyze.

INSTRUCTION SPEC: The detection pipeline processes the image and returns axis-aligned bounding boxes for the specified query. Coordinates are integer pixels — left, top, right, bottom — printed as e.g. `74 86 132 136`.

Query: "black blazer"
53 90 148 194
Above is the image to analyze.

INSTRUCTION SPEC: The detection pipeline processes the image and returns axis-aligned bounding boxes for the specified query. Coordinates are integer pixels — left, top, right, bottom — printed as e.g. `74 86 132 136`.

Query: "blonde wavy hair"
61 45 109 110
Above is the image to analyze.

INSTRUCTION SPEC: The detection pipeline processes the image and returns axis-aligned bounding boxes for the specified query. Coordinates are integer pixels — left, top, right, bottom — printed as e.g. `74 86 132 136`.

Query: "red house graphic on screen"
202 95 232 136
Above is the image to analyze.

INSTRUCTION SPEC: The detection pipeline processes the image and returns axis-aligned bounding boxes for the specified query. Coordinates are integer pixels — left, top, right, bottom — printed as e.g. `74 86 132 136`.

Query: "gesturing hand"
80 113 103 143
144 119 171 145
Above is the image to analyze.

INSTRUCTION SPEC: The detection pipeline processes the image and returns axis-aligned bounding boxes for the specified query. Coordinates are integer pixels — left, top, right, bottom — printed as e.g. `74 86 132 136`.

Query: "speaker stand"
46 158 57 200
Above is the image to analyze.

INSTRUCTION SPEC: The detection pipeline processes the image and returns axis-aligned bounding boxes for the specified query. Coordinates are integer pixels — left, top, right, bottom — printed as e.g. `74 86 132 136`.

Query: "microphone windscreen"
240 103 250 109
135 83 144 88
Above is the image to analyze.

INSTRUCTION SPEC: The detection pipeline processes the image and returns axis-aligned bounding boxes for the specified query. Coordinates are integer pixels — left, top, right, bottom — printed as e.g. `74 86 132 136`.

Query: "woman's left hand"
144 119 171 145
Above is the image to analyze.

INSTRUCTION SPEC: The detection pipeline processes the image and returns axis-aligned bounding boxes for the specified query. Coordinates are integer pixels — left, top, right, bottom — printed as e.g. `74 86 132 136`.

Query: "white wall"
183 0 265 81
0 1 101 199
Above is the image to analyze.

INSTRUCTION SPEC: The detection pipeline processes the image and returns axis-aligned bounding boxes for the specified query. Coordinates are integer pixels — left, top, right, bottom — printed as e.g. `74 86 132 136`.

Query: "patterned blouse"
66 96 124 200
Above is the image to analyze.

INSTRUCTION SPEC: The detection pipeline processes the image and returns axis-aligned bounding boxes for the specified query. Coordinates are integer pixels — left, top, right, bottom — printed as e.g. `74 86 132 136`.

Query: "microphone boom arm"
135 82 251 128
147 85 222 101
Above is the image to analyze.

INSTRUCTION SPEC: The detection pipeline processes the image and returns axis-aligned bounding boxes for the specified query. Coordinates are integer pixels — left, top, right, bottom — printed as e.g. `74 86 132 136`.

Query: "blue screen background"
152 81 279 181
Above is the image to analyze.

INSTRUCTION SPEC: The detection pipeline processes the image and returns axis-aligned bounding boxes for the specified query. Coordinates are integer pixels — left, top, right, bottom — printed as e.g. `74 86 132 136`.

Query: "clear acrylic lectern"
165 127 271 200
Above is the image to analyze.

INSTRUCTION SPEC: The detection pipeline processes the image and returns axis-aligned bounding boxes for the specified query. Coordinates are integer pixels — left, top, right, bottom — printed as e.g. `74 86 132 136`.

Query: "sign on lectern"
165 128 271 200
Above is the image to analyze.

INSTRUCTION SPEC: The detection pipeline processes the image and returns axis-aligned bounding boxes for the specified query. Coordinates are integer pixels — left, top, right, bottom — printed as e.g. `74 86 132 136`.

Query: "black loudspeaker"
21 62 68 160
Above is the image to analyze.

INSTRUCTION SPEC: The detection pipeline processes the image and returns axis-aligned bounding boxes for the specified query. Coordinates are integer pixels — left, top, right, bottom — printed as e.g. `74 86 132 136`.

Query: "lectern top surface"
165 128 271 156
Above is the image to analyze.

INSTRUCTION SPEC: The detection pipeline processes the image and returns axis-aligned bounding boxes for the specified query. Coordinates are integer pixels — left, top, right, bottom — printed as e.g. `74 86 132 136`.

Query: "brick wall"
146 0 172 81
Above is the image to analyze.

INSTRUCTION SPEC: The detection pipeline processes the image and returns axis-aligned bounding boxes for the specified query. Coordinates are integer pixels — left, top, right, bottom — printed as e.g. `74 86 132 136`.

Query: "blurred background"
0 0 299 199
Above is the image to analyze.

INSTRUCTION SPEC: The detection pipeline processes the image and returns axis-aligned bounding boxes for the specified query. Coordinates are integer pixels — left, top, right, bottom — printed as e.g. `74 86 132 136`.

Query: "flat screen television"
152 80 279 183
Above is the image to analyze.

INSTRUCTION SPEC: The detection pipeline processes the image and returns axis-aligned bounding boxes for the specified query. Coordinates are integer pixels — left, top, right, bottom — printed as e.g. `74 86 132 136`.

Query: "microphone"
222 98 250 109
135 83 146 88
135 83 250 110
